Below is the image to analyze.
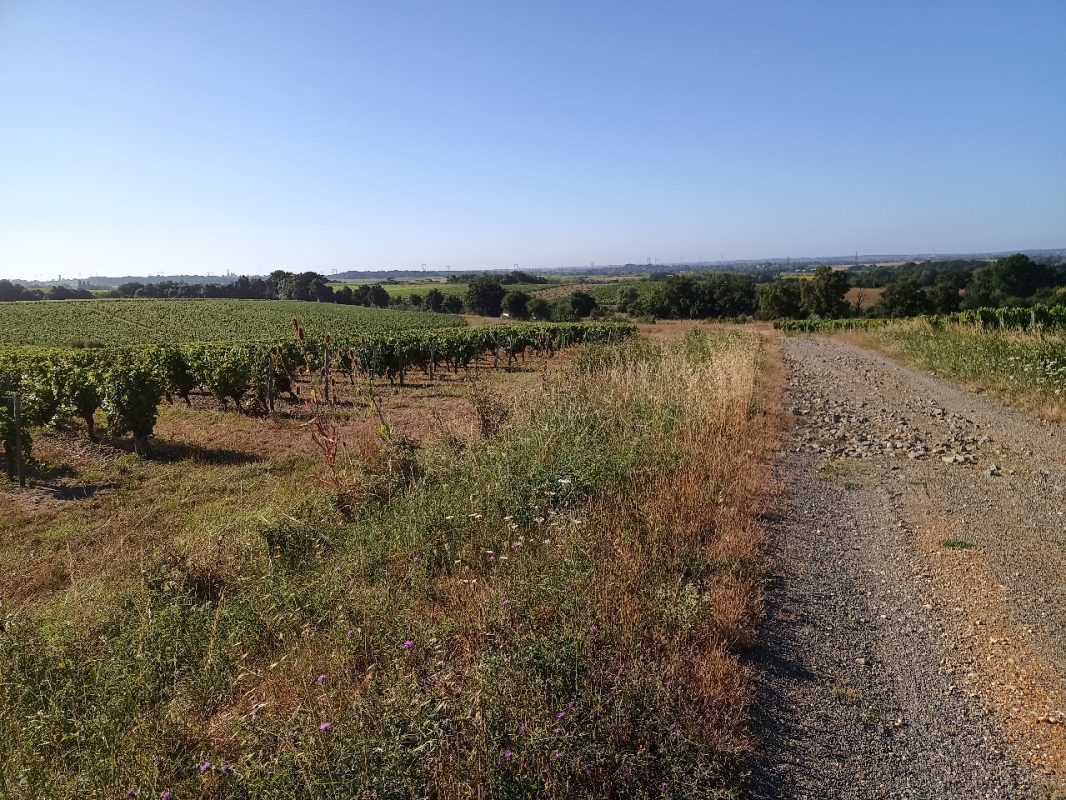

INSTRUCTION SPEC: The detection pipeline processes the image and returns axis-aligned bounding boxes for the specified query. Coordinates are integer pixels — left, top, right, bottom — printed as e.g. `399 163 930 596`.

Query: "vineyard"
0 298 463 347
1 321 635 458
774 303 1066 333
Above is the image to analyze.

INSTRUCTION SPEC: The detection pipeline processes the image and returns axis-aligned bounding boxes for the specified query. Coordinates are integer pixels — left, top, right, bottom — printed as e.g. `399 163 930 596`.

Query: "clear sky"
1 1 1064 279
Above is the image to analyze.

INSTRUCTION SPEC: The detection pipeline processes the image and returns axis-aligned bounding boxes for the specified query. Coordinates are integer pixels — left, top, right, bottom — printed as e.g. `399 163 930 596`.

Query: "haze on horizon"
1 0 1064 281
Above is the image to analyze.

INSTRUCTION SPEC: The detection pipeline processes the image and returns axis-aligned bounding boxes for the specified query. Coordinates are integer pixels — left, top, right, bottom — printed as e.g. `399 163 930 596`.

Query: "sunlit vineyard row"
0 298 463 347
0 321 636 457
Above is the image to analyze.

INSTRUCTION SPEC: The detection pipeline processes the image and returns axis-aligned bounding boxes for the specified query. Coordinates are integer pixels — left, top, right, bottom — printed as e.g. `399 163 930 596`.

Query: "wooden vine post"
2 393 26 487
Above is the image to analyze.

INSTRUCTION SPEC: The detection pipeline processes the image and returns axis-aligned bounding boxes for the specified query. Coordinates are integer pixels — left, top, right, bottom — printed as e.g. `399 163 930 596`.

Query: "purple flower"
503 749 514 761
346 629 355 638
198 760 211 772
552 750 562 760
660 781 669 790
402 639 415 650
555 711 567 720
221 763 235 775
567 701 575 709
501 599 511 606
589 624 600 634
125 791 138 799
319 721 333 731
160 792 172 800
316 673 328 685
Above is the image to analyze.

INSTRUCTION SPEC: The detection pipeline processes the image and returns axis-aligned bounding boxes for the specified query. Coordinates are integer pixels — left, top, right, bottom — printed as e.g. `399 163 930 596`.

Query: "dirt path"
751 335 1066 799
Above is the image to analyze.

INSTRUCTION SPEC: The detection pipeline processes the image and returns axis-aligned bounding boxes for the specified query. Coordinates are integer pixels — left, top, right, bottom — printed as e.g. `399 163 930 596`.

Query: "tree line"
613 254 1066 321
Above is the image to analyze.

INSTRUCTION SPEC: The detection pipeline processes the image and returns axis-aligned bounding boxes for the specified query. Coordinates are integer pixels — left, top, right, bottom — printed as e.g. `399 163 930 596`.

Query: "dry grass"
0 329 780 799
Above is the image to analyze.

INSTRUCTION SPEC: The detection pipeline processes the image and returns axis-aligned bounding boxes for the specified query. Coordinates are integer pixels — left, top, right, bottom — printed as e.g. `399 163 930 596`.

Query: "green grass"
0 330 768 799
0 299 463 347
862 320 1066 414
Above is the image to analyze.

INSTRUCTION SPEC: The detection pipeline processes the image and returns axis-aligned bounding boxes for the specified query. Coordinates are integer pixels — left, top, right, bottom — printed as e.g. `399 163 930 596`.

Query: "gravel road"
750 336 1066 800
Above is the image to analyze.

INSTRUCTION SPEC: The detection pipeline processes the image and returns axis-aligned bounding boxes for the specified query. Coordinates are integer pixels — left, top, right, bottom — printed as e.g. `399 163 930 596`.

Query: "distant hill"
9 248 1064 286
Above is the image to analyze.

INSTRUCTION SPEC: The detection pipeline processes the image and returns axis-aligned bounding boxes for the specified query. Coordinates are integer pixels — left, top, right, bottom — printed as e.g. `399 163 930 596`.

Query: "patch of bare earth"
0 352 575 613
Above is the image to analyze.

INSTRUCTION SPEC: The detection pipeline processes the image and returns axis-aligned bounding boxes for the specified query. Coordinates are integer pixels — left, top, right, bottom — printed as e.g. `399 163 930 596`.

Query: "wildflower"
589 624 600 634
501 599 511 606
125 791 138 799
221 764 235 775
555 711 567 720
552 750 562 759
660 781 669 790
558 477 571 485
503 749 514 761
403 639 415 650
316 674 328 685
319 722 333 731
411 554 421 562
198 760 211 772
567 701 575 709
160 792 172 800
346 629 355 638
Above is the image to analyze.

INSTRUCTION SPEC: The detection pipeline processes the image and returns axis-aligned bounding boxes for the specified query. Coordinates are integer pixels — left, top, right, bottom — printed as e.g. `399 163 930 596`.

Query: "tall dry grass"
0 330 777 799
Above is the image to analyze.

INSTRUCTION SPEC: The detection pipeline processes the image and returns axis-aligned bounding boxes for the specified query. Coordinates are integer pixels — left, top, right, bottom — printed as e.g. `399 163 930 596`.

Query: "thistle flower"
319 722 333 731
221 764 235 775
403 639 415 650
198 760 211 772
160 792 172 800
589 624 600 634
503 749 514 760
316 673 328 685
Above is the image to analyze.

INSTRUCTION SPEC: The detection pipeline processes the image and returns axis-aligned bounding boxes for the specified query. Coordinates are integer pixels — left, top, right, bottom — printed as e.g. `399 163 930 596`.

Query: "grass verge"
843 320 1066 421
0 329 775 799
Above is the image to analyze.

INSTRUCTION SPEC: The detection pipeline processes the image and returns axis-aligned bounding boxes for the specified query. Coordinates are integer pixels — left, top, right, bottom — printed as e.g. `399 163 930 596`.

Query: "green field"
0 298 463 347
327 280 575 301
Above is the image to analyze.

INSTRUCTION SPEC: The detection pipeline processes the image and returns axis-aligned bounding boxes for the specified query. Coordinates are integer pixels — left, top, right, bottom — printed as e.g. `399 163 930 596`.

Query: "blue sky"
1 1 1063 279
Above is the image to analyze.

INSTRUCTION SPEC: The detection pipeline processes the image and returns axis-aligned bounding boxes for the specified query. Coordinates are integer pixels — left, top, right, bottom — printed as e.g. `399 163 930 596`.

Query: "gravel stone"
749 336 1066 800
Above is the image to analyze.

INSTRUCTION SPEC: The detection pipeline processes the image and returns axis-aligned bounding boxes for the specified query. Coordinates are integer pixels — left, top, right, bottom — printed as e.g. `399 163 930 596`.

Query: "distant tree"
550 299 579 321
928 282 961 313
529 297 553 320
963 253 1055 308
334 286 355 305
46 285 93 300
875 278 931 317
500 270 548 285
501 290 532 319
616 286 641 313
424 288 446 312
643 273 757 319
408 292 423 308
0 280 43 301
568 290 598 317
465 276 506 316
800 266 850 318
755 280 803 319
366 284 390 308
266 270 292 299
442 295 464 314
